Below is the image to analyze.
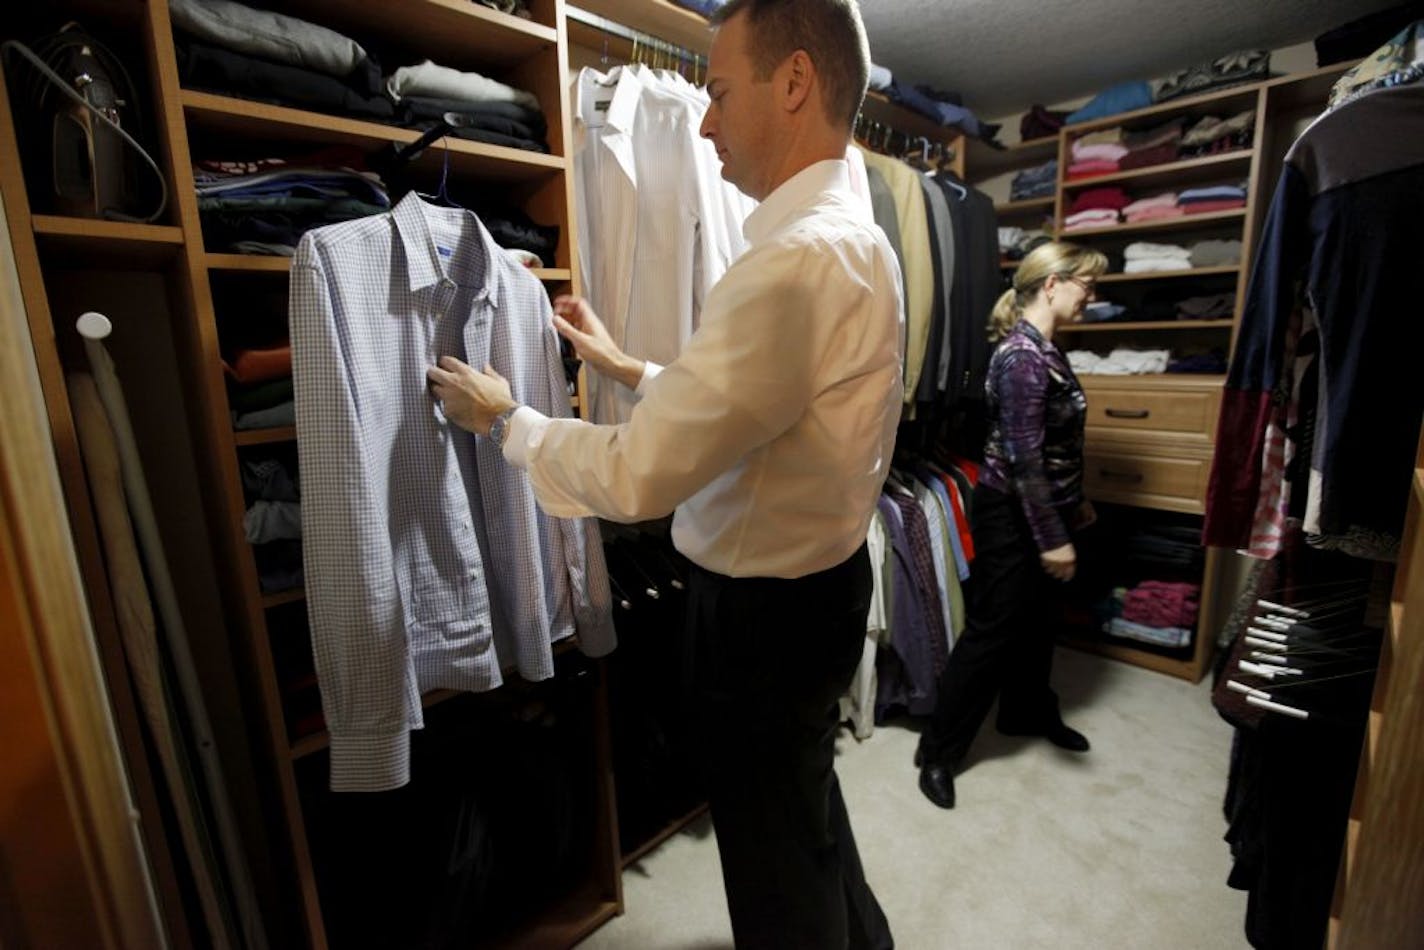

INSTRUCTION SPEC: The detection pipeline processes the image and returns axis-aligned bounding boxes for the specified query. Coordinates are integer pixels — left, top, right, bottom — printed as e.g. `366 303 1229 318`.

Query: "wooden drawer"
1083 386 1219 438
1083 451 1209 513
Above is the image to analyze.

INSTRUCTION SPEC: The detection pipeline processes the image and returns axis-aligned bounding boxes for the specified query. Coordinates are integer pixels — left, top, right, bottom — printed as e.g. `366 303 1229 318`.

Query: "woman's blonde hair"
988 241 1109 341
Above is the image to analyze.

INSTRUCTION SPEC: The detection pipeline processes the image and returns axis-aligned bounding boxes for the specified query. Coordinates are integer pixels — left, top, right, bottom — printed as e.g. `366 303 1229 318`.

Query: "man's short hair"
710 0 870 130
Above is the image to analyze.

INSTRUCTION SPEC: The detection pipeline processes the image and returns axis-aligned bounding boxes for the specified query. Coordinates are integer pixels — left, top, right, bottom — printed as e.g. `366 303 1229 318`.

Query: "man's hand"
1040 542 1077 582
425 356 516 436
552 295 645 390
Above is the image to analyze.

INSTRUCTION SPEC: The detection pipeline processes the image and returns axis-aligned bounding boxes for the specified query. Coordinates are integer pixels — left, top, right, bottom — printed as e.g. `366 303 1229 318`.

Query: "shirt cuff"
634 361 663 397
502 405 550 469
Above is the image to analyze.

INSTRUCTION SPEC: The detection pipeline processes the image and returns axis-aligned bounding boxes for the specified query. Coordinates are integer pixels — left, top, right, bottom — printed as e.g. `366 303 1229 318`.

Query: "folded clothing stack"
1108 616 1192 648
1179 109 1256 157
1010 159 1058 200
1001 229 1051 261
1067 127 1127 179
1067 347 1171 375
886 81 1000 143
1122 192 1183 223
1082 301 1128 323
195 147 389 255
172 0 392 119
1064 208 1120 230
1107 576 1201 648
1166 350 1229 374
1123 241 1191 273
1065 80 1153 125
1063 185 1130 230
1176 293 1235 320
1119 117 1187 170
1020 104 1070 141
1122 580 1200 628
387 60 546 153
226 343 293 429
172 0 547 151
1188 238 1243 267
1177 183 1247 214
1153 50 1270 102
241 457 302 592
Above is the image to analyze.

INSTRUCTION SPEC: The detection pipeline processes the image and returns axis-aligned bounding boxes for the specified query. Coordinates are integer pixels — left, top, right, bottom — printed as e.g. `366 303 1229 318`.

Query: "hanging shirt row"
857 146 999 413
571 64 756 425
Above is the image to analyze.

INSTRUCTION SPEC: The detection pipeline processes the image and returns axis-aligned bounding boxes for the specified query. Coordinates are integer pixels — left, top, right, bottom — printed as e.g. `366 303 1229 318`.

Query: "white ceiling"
857 0 1401 120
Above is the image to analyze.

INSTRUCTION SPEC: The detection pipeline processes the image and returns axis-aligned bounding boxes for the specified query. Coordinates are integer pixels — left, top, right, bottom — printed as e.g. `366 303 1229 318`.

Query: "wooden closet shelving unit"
970 61 1358 682
1329 423 1424 947
1 0 620 946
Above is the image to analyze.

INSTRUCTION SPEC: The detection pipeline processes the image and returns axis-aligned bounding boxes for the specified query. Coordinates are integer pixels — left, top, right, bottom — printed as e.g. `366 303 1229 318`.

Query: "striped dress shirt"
291 192 615 792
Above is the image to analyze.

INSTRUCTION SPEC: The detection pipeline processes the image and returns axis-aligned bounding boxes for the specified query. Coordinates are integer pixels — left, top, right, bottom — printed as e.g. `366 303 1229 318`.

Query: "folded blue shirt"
1066 81 1153 125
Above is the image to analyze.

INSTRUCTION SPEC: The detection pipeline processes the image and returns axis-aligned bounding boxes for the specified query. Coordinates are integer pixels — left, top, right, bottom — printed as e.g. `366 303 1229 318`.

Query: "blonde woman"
917 241 1108 810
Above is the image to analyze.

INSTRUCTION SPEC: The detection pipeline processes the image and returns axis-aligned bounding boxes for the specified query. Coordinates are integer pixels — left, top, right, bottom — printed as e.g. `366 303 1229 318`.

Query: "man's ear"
780 49 814 114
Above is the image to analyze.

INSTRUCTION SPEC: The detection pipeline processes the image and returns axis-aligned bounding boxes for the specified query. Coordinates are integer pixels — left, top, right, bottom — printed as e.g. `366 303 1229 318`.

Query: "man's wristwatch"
489 405 519 448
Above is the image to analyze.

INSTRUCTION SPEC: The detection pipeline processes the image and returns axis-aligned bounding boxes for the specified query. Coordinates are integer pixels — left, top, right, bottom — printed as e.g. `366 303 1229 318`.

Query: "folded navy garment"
887 80 1000 142
1177 185 1247 203
408 120 548 154
176 38 395 120
399 94 547 137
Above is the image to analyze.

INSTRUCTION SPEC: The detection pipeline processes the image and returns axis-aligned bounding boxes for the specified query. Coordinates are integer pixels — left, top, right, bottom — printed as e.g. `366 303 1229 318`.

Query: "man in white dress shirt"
429 1 900 945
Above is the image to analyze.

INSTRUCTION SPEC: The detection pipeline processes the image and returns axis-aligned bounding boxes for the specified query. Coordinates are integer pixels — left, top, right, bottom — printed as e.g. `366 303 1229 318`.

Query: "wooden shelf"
1060 207 1246 238
261 588 306 609
1097 265 1239 283
233 426 296 446
1264 60 1361 111
32 215 184 266
1061 633 1206 682
621 801 709 868
571 0 714 55
289 687 463 759
1064 81 1262 135
860 90 966 149
207 253 290 273
505 893 621 949
532 267 572 282
286 639 584 759
1062 149 1253 190
968 134 1059 179
1059 319 1234 333
282 0 556 69
995 196 1055 215
182 91 565 183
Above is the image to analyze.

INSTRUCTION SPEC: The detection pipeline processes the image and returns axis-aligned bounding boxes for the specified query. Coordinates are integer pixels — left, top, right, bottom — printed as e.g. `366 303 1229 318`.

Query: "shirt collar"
390 191 499 298
572 66 641 142
1015 318 1049 349
742 159 851 247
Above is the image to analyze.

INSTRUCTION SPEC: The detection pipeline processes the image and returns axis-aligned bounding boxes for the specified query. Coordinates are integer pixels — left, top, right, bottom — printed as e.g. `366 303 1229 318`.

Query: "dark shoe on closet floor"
918 762 956 809
998 720 1091 753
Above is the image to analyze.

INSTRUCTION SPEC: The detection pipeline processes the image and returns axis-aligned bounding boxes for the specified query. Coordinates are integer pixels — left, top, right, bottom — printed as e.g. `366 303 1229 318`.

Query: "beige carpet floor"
579 647 1251 949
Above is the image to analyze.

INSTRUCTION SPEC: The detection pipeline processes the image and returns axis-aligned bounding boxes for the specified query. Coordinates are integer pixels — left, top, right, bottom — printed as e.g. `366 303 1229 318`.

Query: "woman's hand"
552 295 645 390
1040 542 1077 582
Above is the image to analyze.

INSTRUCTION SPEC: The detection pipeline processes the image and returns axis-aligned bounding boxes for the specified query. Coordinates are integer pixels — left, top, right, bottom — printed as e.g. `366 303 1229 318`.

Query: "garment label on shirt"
436 245 453 258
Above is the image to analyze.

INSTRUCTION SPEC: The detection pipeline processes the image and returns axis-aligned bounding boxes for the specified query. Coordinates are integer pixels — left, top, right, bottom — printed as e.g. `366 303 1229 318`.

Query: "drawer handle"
1099 469 1145 484
1104 408 1150 419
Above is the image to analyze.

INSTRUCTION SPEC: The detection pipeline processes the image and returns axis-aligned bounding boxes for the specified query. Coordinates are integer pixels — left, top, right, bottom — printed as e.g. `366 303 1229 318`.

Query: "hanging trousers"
683 544 894 950
920 483 1065 768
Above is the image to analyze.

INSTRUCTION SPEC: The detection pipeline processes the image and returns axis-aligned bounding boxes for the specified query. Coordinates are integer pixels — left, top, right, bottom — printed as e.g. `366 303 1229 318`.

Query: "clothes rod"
566 5 705 63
